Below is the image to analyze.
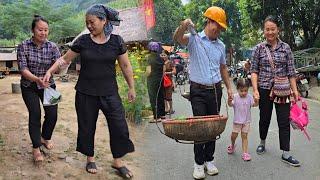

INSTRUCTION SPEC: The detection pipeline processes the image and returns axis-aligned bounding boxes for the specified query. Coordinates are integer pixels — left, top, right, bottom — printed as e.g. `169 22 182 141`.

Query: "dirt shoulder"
0 74 145 180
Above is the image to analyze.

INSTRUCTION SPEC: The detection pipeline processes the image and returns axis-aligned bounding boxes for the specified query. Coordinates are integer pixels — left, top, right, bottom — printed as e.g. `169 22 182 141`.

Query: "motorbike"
296 72 309 98
232 68 251 86
175 61 189 85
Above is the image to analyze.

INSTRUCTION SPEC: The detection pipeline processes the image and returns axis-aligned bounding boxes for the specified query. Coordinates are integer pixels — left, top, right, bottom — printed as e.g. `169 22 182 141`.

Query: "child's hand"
227 98 233 107
253 98 259 107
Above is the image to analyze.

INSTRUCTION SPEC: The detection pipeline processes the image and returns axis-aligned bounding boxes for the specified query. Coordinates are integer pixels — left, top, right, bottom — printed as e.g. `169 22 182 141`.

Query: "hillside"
1 0 139 11
50 0 139 10
49 0 113 10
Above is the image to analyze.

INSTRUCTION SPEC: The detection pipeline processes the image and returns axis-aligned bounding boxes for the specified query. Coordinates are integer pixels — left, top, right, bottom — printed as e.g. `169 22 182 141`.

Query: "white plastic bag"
43 87 61 106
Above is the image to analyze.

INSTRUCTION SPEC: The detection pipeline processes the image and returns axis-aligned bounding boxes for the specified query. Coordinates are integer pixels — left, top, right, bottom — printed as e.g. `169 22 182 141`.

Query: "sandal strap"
112 166 133 179
86 162 97 174
228 144 235 150
242 153 251 158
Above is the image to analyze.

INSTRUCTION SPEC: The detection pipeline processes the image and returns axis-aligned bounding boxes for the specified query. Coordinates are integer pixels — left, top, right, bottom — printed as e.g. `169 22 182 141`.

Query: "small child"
227 78 258 161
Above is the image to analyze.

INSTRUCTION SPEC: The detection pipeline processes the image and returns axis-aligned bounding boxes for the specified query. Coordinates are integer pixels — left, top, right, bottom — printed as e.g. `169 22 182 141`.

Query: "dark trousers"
21 83 58 148
190 84 222 165
259 88 290 151
75 91 134 158
147 79 165 119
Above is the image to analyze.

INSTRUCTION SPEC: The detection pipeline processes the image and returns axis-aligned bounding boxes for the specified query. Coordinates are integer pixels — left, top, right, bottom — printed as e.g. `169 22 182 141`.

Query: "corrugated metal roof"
67 7 148 46
0 53 17 61
113 7 148 42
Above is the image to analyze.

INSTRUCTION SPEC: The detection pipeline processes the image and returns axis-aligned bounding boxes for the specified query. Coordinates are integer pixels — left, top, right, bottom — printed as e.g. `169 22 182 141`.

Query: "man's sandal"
86 162 97 174
111 165 133 179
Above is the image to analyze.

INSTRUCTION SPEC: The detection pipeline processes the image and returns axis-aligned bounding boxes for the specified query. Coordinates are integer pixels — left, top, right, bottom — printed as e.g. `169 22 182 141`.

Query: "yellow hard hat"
203 6 227 29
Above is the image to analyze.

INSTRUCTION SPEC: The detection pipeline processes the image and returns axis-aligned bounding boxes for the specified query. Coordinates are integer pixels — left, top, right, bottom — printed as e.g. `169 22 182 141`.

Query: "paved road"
136 85 320 180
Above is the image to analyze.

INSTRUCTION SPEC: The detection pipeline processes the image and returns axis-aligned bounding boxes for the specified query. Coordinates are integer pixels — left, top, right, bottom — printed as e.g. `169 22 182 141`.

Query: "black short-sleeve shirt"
147 52 164 82
70 34 127 96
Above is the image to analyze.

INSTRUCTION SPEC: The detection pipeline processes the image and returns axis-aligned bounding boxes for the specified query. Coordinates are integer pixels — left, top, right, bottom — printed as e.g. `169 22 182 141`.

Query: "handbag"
163 74 172 88
290 97 310 140
273 76 291 97
264 45 291 97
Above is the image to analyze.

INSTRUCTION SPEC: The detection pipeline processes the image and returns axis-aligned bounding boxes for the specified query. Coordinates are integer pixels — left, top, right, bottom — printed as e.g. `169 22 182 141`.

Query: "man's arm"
220 64 233 100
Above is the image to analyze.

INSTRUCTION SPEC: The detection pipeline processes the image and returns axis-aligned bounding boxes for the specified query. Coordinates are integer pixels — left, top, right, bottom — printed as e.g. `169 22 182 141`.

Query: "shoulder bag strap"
264 44 275 70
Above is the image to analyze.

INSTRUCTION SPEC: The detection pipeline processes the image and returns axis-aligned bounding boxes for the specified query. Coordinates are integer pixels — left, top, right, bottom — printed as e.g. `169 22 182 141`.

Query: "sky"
181 0 190 5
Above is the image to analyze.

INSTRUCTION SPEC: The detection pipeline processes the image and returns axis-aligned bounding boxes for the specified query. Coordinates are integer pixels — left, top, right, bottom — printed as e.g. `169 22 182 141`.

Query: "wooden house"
0 52 18 74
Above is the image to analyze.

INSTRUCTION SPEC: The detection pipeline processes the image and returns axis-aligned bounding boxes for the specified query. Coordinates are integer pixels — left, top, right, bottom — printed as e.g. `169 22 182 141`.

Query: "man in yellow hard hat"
173 6 232 179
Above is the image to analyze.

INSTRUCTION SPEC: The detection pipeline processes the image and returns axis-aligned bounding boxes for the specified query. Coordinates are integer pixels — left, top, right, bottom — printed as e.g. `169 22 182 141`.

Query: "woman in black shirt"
146 42 166 122
44 4 135 178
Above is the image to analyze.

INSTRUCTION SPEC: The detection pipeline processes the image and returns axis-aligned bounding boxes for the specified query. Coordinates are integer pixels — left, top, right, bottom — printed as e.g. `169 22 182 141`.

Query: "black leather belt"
190 81 221 89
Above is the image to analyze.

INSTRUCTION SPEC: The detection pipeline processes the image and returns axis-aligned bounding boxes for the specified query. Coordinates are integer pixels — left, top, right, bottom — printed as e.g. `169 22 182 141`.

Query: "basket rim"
162 115 228 124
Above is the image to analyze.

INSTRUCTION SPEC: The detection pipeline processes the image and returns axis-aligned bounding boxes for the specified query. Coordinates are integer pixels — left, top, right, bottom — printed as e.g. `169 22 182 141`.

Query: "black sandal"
86 162 97 174
111 165 133 179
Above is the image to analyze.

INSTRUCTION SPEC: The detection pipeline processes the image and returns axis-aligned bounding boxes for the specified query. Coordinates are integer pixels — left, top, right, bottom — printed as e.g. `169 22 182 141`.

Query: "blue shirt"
187 31 226 85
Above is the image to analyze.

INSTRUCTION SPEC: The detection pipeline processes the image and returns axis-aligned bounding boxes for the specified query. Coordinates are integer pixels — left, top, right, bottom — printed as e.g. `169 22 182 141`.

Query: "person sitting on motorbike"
174 58 184 85
238 60 251 78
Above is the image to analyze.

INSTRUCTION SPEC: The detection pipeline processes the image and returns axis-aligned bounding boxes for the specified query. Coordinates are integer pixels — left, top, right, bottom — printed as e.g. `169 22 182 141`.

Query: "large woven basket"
162 115 228 142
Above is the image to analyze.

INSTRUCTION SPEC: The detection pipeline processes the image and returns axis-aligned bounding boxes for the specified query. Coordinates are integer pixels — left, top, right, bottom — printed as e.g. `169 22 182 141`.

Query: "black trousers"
75 91 134 158
258 88 290 151
190 84 222 165
21 83 58 148
147 79 165 119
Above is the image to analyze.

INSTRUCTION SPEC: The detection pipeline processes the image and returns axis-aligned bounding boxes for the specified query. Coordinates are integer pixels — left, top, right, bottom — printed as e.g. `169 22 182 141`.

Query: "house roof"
162 46 174 53
113 7 148 42
0 53 17 61
68 7 148 46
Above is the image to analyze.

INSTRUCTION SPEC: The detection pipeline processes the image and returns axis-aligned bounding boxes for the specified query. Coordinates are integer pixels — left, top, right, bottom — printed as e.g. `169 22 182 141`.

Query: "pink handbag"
290 97 310 140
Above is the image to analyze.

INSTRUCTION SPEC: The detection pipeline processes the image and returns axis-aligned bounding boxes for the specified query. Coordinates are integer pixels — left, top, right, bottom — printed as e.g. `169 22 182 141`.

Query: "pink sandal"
242 153 251 161
227 144 236 154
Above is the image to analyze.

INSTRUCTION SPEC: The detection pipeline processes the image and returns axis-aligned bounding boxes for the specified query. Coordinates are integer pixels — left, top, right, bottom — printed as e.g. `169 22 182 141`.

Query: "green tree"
239 0 320 50
107 0 139 9
238 0 263 48
149 0 185 44
293 0 320 49
0 0 84 45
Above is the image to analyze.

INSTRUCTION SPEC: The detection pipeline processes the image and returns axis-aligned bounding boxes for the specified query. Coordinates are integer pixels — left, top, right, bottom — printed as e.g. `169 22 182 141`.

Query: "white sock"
283 151 290 159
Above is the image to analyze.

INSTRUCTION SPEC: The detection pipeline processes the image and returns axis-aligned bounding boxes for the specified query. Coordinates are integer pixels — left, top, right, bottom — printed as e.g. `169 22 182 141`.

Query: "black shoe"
281 155 301 167
256 145 265 155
